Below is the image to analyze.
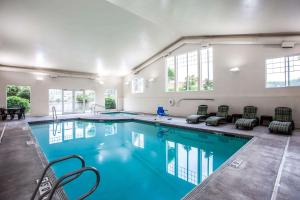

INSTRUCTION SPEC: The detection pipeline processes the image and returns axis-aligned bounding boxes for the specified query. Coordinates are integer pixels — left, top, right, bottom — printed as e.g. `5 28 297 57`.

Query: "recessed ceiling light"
229 67 240 72
32 72 48 76
148 77 156 82
35 52 45 66
36 76 44 81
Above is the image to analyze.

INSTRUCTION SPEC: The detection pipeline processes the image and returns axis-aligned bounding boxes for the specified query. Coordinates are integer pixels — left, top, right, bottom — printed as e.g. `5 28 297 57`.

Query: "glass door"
84 90 96 113
104 89 117 110
74 90 84 113
49 89 62 115
63 90 74 114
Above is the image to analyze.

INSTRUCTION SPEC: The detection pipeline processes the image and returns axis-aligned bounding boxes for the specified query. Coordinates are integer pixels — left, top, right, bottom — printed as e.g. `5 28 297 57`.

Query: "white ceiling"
0 0 300 76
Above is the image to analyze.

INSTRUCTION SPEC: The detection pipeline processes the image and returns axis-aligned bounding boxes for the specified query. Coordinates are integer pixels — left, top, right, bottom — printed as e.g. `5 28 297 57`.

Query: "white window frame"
165 47 213 92
266 54 300 88
48 89 96 115
131 77 144 94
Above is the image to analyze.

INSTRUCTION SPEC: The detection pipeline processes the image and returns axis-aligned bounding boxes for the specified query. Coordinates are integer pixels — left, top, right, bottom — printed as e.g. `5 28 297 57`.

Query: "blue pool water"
30 120 249 200
102 112 137 117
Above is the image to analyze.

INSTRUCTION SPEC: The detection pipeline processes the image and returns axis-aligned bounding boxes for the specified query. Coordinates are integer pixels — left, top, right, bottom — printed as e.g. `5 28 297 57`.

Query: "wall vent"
281 41 295 48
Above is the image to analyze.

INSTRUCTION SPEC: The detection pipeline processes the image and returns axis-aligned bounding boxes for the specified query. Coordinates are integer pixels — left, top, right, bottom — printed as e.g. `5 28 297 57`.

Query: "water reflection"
166 140 214 185
131 132 144 148
104 123 117 136
49 121 96 144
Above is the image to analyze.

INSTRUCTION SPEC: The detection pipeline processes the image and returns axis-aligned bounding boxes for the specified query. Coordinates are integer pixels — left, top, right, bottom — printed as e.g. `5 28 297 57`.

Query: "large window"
166 47 213 92
49 89 63 114
266 55 300 88
49 89 96 115
84 90 96 112
104 89 117 109
6 85 31 112
166 56 176 92
131 78 144 93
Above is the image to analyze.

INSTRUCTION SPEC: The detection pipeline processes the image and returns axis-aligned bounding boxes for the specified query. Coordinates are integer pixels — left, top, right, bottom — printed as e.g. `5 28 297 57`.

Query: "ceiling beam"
132 32 300 75
0 64 99 79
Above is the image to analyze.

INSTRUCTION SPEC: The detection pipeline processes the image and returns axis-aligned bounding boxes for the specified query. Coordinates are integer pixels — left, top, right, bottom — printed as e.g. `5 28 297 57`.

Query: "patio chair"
205 105 229 126
235 106 258 130
157 106 168 117
269 107 294 135
0 108 7 120
155 106 172 120
186 105 208 124
16 107 26 119
7 109 15 120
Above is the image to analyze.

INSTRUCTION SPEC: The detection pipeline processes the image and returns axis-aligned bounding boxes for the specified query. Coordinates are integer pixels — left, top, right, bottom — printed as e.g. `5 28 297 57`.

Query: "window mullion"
207 49 210 81
199 49 202 91
285 57 288 87
175 56 178 92
186 53 189 91
287 56 290 86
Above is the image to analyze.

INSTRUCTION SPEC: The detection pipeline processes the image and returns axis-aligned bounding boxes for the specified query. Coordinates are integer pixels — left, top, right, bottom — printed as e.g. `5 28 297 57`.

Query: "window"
84 90 96 112
6 85 31 112
49 89 63 115
49 89 96 115
166 47 213 92
177 54 188 91
132 78 144 93
104 89 117 109
166 57 176 92
200 48 213 90
266 55 300 88
188 51 199 91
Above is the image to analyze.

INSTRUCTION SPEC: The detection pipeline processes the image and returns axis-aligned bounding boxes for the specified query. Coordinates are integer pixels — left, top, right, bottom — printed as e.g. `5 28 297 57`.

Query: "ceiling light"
35 52 45 66
229 67 240 72
95 77 104 85
36 76 44 81
148 77 156 82
32 72 48 76
124 81 130 85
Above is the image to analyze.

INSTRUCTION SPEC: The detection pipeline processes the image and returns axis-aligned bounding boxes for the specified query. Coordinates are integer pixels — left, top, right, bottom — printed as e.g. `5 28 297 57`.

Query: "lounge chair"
205 105 229 126
186 105 208 124
235 106 258 130
269 107 294 135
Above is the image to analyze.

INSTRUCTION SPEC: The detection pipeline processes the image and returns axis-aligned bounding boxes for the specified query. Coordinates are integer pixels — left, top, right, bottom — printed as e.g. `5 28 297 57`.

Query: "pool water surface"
30 120 249 200
102 112 137 117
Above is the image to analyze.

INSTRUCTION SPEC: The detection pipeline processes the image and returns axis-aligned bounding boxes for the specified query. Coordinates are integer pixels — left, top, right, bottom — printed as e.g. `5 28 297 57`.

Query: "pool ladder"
52 106 57 122
92 104 105 115
31 155 100 200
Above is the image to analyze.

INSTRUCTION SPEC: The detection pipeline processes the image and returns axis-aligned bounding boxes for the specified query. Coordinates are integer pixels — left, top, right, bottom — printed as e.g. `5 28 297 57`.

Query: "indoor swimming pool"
29 120 249 200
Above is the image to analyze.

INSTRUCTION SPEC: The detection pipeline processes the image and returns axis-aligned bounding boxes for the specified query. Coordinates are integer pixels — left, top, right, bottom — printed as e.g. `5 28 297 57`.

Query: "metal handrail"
52 106 57 121
46 167 100 200
92 104 105 114
177 98 214 105
31 155 85 200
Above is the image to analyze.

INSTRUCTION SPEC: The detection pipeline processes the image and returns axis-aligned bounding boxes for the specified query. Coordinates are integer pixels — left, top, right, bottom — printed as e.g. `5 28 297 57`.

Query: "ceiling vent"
281 41 295 48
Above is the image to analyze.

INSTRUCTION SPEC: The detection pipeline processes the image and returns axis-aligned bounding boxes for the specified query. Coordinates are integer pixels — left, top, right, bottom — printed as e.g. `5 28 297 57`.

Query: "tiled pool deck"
0 113 299 200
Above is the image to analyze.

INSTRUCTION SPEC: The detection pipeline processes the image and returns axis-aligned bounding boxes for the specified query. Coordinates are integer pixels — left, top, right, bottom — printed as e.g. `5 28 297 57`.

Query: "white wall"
124 43 300 128
0 70 123 116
